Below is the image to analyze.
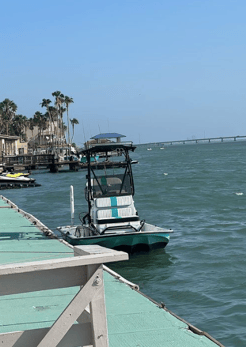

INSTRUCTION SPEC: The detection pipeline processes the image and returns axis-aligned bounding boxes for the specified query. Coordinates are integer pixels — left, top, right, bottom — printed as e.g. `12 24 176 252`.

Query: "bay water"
3 141 246 346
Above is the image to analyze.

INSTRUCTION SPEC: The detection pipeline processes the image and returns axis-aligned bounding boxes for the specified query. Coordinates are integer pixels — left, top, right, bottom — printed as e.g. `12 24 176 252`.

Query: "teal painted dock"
0 196 223 347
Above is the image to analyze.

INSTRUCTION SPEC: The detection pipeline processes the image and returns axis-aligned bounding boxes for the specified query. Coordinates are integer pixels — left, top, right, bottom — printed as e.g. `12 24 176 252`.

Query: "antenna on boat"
70 185 74 226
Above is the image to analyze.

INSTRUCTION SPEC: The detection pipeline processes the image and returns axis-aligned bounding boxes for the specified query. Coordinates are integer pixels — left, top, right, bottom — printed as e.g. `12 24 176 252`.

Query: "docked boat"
0 172 40 189
57 143 173 253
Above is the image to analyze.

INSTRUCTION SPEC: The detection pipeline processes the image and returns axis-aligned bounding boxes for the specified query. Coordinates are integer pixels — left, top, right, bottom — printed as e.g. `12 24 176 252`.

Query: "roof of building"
91 133 126 140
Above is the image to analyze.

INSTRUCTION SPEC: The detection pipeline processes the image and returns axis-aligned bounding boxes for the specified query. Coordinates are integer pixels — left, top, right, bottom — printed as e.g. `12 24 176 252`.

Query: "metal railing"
0 154 55 166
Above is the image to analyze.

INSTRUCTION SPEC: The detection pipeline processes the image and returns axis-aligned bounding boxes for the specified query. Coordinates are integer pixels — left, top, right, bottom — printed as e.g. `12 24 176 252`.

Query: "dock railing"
1 153 55 167
0 245 128 347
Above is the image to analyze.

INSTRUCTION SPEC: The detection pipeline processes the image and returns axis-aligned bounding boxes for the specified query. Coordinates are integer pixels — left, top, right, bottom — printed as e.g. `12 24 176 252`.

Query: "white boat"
57 143 173 253
0 172 39 189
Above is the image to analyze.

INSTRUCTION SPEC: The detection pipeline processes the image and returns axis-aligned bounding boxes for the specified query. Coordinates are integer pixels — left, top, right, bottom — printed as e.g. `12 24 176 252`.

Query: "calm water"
3 141 246 347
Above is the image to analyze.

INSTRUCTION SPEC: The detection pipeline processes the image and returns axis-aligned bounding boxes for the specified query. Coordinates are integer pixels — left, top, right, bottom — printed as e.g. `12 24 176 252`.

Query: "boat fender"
75 227 81 238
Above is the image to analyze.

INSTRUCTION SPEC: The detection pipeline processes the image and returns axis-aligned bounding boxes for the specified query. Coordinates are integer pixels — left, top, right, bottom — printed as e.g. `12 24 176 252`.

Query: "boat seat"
95 195 133 208
96 206 140 225
97 206 135 219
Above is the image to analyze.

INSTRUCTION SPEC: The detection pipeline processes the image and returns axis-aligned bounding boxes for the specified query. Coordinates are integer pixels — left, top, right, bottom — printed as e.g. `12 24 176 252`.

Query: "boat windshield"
92 173 132 198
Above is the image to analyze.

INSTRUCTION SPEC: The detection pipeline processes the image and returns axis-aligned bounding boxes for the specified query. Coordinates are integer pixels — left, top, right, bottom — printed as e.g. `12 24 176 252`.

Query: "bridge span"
141 135 246 147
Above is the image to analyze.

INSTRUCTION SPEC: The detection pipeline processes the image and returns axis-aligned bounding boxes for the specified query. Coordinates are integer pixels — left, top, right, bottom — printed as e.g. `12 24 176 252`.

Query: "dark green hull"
64 231 170 253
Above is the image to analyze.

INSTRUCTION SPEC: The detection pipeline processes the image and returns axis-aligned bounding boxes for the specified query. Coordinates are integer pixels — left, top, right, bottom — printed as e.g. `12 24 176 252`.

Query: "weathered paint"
0 196 223 347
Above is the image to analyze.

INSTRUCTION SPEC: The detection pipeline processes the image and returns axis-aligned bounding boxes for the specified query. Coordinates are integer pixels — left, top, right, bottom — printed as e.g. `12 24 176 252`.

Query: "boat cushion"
97 206 136 220
97 216 140 225
95 195 133 208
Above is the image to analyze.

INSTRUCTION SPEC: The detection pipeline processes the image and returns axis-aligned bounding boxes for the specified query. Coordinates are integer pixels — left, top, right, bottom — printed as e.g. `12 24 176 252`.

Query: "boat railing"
0 245 128 347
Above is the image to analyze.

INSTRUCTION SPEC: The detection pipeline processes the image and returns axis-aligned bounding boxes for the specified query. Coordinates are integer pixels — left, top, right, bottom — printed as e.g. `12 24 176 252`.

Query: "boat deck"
0 196 223 347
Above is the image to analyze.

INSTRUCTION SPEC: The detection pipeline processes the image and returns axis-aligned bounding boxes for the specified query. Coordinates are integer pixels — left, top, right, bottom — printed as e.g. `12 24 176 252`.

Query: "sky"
1 0 246 145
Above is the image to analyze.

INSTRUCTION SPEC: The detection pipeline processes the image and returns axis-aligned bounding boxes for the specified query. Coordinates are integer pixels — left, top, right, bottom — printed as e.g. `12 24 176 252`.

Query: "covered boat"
57 143 173 253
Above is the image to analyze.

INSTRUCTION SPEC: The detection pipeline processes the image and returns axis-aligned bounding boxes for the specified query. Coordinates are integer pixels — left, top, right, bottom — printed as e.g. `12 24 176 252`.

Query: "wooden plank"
74 245 115 346
74 245 113 345
76 306 91 324
0 323 92 347
74 244 128 257
37 266 105 347
0 266 87 296
87 265 108 347
0 248 127 296
0 250 128 276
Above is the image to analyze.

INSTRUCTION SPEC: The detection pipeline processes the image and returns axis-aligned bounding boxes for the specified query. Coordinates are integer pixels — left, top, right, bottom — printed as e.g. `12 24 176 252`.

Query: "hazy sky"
1 0 246 145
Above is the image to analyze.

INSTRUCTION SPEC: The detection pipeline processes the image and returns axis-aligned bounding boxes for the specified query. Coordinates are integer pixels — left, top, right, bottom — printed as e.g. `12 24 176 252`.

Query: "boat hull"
61 229 171 253
0 176 35 184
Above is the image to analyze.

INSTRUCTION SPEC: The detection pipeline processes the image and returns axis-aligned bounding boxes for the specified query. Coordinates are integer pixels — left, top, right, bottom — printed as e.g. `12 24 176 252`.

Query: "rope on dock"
103 265 140 290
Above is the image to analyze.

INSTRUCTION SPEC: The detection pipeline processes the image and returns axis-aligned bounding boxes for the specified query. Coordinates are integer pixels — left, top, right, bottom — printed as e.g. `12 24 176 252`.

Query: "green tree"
28 117 35 137
70 118 79 142
33 111 48 145
0 98 17 135
64 96 74 144
48 106 59 145
40 98 52 136
33 111 43 145
52 91 65 144
12 114 27 139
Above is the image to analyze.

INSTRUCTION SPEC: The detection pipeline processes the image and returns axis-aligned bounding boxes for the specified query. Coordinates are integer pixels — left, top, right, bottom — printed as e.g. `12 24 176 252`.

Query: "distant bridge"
140 135 246 147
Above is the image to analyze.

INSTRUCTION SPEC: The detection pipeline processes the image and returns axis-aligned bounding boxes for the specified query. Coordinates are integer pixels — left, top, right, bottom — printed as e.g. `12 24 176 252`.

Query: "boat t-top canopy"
91 133 126 141
80 143 136 156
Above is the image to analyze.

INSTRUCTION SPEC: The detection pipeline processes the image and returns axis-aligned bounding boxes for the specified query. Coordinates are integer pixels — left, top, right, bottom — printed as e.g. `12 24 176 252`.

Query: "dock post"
74 245 118 347
69 162 79 171
49 156 59 173
49 164 59 173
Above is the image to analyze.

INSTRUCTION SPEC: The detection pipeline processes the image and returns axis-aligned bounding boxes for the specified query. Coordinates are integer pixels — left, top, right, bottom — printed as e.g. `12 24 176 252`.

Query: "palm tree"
28 117 35 137
23 116 29 140
12 115 27 139
0 99 17 135
33 111 44 145
48 106 59 145
52 91 65 144
63 123 67 133
40 99 52 135
40 113 48 143
64 96 74 144
59 106 66 143
70 118 79 142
